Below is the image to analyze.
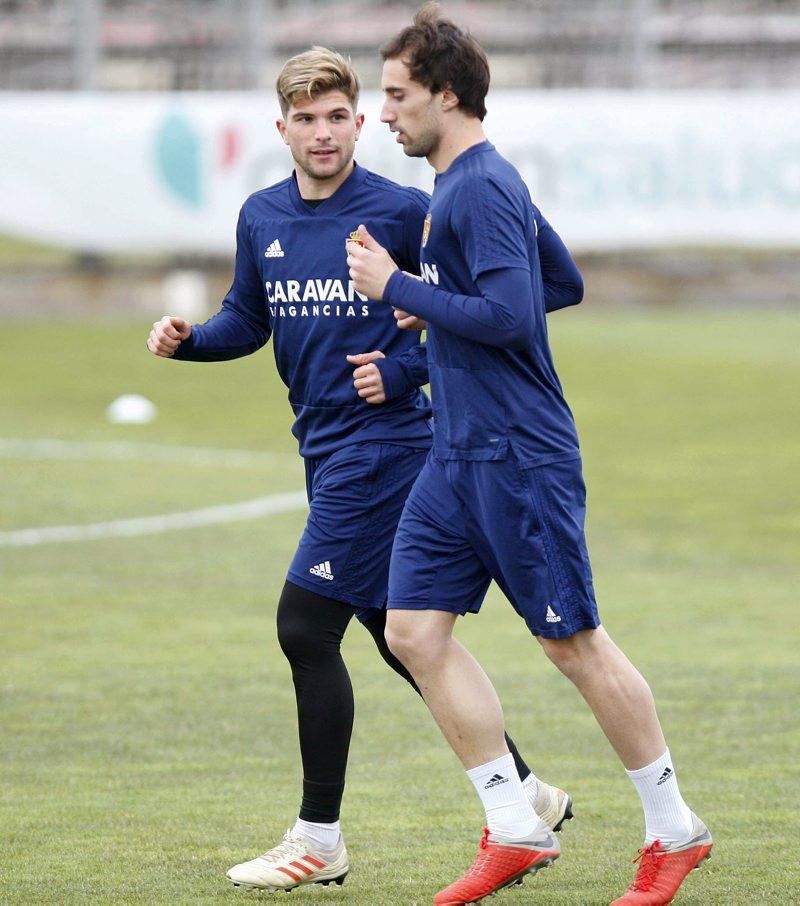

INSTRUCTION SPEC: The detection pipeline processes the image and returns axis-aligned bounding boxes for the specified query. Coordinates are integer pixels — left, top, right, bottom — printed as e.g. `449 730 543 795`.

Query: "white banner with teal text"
1 91 798 253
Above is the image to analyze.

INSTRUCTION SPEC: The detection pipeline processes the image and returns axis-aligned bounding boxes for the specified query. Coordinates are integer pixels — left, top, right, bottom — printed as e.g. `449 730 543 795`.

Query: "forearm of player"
544 278 583 313
388 342 429 390
538 221 584 312
383 267 534 351
371 357 411 400
173 296 270 362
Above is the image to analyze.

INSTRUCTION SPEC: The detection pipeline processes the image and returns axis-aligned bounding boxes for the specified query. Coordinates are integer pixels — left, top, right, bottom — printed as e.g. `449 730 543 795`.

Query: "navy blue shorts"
287 442 429 617
388 451 600 639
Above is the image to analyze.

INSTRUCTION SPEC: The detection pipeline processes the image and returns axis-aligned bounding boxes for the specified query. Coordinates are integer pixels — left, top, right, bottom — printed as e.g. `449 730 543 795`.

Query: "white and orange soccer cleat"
226 829 348 892
611 813 713 905
433 825 559 905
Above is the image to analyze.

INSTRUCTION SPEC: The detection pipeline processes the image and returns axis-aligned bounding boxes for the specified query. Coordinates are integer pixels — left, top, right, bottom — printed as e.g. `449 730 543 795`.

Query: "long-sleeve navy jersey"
174 164 433 457
384 142 582 467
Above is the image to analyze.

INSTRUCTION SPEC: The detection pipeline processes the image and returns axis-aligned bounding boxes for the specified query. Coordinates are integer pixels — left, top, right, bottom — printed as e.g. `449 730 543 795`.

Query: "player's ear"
441 88 459 112
354 112 365 141
276 119 289 144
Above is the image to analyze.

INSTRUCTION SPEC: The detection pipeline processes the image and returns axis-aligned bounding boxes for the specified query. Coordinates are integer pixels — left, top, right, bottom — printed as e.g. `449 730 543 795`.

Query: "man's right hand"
147 316 192 357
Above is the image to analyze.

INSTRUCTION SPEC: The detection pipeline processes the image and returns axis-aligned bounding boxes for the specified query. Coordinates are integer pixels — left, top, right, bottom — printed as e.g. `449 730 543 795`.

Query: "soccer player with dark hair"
347 5 712 904
147 45 583 894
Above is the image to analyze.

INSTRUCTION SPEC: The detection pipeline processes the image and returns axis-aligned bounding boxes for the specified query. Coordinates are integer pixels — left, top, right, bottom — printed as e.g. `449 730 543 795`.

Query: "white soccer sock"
521 771 540 801
292 817 341 851
467 753 544 839
626 749 693 845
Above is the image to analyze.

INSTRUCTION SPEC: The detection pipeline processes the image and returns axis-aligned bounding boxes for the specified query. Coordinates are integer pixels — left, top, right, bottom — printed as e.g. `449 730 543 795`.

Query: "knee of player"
277 616 306 661
539 627 612 680
383 618 431 668
383 622 412 664
538 634 585 678
276 582 348 662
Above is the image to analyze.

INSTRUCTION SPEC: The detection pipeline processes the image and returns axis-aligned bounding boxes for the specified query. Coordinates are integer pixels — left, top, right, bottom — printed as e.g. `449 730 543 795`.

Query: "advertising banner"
1 91 798 253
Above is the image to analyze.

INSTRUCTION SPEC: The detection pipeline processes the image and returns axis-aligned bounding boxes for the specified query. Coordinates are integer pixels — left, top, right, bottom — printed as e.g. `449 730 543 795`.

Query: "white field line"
0 492 308 547
0 438 307 547
0 437 298 469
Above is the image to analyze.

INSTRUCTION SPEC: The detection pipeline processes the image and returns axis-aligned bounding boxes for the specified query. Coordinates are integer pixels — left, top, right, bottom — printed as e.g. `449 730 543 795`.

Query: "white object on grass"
106 394 157 424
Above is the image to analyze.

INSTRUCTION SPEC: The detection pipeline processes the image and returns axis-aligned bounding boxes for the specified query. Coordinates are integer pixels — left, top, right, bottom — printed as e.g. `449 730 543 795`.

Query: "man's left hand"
346 224 398 301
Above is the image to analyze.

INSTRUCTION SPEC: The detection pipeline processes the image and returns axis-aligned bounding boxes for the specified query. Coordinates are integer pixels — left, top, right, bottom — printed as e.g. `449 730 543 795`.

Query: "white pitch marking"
0 438 307 547
0 492 309 547
0 437 298 469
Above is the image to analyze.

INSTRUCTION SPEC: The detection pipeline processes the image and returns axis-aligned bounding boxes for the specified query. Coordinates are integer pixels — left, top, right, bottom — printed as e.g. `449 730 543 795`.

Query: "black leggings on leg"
277 581 356 824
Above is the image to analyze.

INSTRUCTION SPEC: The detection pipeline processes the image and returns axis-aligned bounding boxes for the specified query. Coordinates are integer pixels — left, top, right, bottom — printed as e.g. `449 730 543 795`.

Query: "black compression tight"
277 581 355 823
276 580 532 824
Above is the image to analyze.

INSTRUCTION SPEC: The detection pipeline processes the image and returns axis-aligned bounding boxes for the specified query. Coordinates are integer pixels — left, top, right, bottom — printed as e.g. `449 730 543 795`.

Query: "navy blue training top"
174 164 433 458
384 142 581 468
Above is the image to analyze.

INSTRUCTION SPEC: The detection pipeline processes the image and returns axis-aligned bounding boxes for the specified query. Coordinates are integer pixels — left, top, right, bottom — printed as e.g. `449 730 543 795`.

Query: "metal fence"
1 0 800 91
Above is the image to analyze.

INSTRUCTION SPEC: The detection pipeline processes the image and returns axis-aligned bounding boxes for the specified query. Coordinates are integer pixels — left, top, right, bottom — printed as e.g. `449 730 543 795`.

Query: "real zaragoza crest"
422 212 432 247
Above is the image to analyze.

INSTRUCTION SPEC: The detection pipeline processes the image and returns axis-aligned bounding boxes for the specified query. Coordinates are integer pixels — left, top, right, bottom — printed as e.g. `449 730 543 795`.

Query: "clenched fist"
346 350 386 404
346 224 398 301
147 316 192 357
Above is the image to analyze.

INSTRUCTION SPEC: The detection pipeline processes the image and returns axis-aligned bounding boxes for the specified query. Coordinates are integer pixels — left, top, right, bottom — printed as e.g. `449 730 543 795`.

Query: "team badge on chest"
422 212 432 248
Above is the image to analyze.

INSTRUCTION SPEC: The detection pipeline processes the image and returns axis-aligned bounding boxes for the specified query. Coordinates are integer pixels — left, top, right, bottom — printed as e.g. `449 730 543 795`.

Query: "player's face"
380 58 442 160
277 91 364 190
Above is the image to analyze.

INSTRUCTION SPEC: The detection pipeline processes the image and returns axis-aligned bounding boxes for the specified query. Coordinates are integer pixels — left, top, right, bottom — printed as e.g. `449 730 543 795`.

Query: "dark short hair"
381 2 490 121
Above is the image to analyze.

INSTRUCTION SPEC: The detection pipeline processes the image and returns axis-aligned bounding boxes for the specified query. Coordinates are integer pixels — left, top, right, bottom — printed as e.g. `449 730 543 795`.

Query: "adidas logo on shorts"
546 605 562 623
309 560 334 581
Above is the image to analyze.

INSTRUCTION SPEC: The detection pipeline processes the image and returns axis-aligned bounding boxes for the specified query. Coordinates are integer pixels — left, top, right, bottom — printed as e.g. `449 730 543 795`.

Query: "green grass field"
1 310 798 905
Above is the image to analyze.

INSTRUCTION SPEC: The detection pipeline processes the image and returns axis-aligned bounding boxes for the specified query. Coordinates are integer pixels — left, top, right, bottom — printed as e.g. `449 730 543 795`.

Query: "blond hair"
276 46 360 117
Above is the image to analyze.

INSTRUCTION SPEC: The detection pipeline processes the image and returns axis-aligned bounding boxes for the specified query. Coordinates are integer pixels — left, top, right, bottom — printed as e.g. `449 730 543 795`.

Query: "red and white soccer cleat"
433 825 560 905
226 829 348 892
611 813 713 905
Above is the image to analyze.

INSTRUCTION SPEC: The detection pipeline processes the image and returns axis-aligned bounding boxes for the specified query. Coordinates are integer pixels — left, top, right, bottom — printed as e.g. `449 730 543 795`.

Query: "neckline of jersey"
289 162 367 215
435 140 494 184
